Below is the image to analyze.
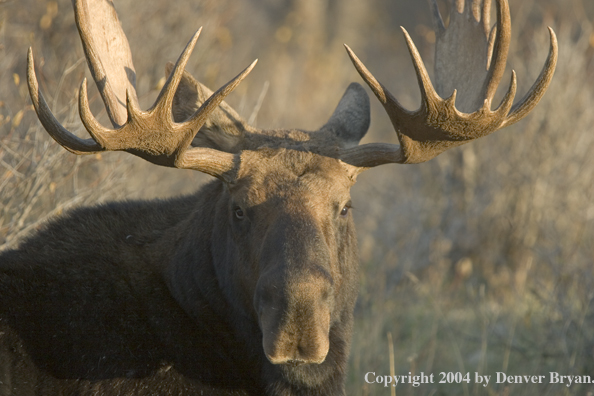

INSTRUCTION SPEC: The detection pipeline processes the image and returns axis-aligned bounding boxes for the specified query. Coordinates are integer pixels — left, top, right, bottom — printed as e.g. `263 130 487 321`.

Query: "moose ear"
166 62 248 153
320 82 370 148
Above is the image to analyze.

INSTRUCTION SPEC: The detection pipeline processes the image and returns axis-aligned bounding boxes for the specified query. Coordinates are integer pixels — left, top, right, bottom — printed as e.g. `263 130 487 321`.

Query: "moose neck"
164 180 235 323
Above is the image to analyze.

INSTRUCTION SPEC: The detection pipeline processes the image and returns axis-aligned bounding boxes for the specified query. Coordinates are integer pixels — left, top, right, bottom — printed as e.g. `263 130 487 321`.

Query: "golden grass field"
1 0 593 394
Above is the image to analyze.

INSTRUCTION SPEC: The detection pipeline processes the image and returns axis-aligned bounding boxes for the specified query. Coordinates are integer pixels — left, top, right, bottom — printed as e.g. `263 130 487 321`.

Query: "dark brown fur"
0 147 363 395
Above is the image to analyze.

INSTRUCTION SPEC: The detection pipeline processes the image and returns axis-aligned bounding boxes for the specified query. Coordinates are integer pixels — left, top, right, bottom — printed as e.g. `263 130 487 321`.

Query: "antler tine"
152 28 202 118
27 48 103 154
344 44 409 122
429 0 446 37
178 59 258 154
470 0 481 22
482 0 493 37
492 70 517 120
78 78 120 150
400 27 442 113
482 0 511 107
502 27 558 128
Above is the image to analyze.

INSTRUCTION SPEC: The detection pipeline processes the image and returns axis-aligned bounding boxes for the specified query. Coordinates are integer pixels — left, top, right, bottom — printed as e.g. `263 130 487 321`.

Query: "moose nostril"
285 359 305 367
265 344 328 365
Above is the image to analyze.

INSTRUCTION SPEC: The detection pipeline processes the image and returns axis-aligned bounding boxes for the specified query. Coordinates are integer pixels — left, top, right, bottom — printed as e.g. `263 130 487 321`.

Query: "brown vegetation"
1 0 593 394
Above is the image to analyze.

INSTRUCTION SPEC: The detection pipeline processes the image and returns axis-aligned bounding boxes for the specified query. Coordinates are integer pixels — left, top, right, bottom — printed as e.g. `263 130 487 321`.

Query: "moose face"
217 148 360 366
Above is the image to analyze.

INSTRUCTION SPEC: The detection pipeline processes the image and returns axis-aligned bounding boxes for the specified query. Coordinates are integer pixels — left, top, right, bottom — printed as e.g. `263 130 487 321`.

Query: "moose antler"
340 0 557 168
27 0 256 179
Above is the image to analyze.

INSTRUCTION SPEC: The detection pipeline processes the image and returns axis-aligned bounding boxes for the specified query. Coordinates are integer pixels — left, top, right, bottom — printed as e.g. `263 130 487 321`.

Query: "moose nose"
258 274 332 366
264 330 330 365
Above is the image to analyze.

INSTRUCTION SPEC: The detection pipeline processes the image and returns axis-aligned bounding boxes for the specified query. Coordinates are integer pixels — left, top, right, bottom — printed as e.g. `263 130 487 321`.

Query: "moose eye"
234 207 245 220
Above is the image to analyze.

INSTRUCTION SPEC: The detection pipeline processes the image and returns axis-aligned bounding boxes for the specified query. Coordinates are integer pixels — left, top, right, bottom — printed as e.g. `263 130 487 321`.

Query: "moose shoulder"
0 0 556 395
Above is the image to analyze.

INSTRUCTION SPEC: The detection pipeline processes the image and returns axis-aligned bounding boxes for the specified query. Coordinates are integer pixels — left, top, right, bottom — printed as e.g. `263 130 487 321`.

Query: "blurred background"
1 0 593 394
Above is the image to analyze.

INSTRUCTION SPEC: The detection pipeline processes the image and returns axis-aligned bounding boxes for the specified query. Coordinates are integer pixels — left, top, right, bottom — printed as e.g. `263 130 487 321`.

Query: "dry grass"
1 0 593 394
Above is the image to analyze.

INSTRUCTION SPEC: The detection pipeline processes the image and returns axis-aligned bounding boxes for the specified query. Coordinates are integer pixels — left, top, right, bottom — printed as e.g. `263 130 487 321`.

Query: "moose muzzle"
258 275 332 365
254 208 336 366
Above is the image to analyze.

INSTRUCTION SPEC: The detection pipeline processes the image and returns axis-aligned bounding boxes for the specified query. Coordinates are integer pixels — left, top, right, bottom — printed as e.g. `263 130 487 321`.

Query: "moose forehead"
230 147 355 207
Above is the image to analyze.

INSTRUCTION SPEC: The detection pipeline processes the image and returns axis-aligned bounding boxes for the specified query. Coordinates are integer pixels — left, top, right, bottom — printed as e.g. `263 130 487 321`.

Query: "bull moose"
0 0 557 394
